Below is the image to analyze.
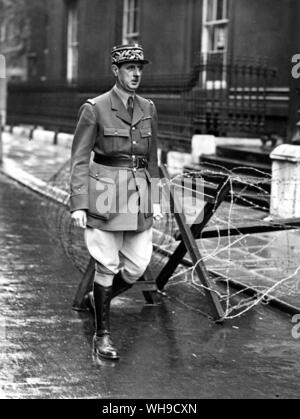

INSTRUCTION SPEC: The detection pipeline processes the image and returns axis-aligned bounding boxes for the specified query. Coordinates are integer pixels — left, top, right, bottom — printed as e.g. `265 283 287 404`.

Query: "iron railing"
148 57 277 152
7 57 277 151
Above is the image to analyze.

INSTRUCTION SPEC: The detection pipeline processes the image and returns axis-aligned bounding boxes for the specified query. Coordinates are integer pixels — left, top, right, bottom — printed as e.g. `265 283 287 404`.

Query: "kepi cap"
111 44 150 66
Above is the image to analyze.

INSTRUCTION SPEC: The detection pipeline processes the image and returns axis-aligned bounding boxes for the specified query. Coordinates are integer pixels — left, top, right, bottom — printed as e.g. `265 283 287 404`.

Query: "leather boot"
112 271 133 299
84 271 132 314
83 291 94 315
92 283 119 361
84 272 133 317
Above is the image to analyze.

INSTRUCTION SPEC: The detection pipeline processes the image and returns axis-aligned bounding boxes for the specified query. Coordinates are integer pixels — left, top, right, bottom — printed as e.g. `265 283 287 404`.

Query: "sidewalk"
0 127 71 204
1 126 300 315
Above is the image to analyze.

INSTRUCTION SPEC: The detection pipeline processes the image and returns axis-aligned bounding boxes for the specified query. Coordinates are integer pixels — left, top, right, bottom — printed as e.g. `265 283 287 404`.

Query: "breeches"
84 227 153 287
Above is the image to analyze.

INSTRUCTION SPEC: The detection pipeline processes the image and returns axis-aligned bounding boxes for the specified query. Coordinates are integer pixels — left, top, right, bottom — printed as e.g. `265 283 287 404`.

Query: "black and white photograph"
0 0 300 401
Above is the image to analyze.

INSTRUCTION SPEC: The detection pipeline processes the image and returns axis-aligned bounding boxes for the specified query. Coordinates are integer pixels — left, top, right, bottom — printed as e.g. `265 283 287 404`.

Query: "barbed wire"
41 159 300 321
156 162 300 319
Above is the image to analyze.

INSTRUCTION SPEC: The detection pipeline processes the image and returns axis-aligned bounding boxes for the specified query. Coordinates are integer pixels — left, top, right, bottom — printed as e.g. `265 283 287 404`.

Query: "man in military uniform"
70 44 162 361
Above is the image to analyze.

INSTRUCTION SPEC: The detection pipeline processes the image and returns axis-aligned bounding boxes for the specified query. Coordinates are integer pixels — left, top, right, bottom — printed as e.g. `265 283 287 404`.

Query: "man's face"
113 62 144 93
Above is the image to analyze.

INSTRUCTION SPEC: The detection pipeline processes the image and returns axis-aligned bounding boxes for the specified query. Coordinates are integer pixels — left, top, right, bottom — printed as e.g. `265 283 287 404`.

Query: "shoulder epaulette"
86 98 96 106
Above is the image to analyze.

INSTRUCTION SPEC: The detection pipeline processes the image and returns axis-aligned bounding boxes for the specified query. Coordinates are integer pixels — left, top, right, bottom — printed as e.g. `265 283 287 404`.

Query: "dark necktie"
127 96 134 119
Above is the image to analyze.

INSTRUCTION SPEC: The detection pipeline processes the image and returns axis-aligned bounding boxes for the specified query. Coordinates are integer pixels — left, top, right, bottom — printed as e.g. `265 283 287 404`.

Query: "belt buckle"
139 157 146 168
132 155 138 170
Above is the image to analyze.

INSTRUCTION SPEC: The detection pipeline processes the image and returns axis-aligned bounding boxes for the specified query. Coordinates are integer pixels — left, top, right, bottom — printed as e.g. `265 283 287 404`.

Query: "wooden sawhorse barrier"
73 165 231 322
156 165 231 321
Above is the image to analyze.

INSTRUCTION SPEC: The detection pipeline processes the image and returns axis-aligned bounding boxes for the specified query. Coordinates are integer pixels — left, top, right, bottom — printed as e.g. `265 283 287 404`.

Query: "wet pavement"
198 230 300 311
1 127 72 182
0 173 300 399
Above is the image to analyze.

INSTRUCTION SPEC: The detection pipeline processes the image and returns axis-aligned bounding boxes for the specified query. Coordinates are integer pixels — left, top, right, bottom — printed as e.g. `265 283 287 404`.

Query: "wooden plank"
201 217 300 239
158 165 225 321
134 281 157 291
157 172 230 291
140 268 159 305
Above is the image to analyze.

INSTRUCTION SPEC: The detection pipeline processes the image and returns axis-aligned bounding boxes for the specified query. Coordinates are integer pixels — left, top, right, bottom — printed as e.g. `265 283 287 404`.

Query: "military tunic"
70 88 159 232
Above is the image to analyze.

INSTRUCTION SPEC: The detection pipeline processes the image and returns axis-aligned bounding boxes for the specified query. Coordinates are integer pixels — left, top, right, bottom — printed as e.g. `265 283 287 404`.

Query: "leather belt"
93 154 148 169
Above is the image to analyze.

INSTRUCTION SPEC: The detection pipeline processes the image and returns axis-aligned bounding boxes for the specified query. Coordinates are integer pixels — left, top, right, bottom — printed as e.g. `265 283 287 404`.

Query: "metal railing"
6 56 277 151
150 57 277 152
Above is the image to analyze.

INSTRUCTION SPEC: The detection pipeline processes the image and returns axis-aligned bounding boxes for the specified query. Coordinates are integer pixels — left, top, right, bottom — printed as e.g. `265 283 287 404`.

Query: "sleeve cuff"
70 194 89 212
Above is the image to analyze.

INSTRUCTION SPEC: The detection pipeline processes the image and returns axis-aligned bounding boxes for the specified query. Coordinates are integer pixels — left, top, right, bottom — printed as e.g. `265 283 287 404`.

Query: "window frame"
66 0 79 83
0 25 6 44
203 0 229 55
122 0 140 45
201 0 229 87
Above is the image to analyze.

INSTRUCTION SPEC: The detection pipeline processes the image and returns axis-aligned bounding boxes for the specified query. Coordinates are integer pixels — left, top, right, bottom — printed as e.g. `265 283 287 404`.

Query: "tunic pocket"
88 170 117 221
103 128 130 137
140 127 152 138
103 127 130 154
140 128 152 155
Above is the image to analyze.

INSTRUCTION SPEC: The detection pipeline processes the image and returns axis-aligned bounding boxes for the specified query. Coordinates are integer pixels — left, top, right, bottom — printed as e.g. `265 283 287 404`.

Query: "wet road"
0 173 300 399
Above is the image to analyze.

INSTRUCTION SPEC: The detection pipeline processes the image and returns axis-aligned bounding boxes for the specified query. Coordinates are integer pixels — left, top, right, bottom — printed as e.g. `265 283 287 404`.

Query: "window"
27 53 38 80
67 1 79 82
0 25 6 44
0 54 6 79
203 0 228 56
202 0 229 86
206 0 228 22
7 21 15 42
122 0 140 45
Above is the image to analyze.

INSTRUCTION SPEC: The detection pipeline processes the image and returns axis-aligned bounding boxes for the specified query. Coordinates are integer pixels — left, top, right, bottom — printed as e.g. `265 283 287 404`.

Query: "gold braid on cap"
111 45 147 64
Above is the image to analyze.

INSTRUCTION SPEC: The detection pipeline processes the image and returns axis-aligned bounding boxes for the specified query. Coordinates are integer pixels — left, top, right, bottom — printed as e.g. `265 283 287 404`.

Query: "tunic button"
114 130 118 135
133 141 137 145
132 127 136 131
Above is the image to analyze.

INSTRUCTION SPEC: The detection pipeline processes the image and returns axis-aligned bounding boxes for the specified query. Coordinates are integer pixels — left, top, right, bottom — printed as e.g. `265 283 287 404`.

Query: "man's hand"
71 210 87 229
153 203 163 221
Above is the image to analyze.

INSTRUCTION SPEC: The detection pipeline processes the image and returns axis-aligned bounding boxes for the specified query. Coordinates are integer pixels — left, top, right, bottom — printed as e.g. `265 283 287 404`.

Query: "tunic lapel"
132 96 144 126
110 89 145 126
110 89 132 125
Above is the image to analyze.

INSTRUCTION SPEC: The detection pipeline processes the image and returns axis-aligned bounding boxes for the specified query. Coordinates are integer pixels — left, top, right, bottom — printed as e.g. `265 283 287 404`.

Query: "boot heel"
93 334 120 360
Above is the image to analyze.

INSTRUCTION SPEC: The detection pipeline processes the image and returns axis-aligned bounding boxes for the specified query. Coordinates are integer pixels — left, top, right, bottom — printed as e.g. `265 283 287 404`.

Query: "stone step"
200 153 271 174
185 164 270 190
216 144 272 166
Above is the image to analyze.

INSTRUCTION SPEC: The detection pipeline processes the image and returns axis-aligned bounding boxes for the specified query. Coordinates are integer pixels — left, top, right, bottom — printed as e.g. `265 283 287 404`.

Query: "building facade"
0 0 48 81
1 0 299 139
39 0 294 85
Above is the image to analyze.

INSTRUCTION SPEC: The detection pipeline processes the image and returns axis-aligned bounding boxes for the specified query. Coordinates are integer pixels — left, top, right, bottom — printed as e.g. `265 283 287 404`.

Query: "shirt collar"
113 84 135 108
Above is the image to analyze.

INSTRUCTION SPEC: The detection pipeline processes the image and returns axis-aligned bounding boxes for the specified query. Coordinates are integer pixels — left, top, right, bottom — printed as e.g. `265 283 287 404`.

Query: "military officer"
70 44 162 361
